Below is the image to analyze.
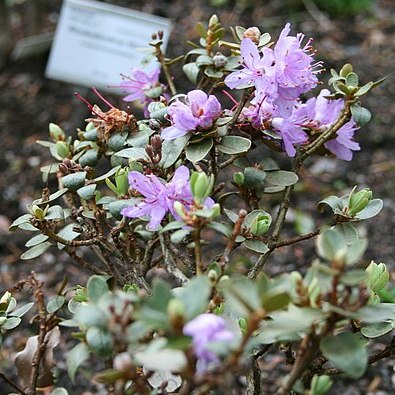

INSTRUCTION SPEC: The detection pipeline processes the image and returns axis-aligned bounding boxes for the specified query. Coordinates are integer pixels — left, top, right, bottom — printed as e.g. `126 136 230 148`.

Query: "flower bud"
208 269 218 282
348 187 372 216
148 119 161 131
213 52 227 69
365 261 389 293
238 317 248 334
150 134 162 151
243 27 261 44
210 203 221 219
249 213 271 236
190 172 214 205
0 317 7 326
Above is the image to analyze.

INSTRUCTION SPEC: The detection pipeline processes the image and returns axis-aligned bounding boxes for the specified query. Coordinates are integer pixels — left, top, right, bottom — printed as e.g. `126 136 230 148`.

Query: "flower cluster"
183 313 236 372
294 89 360 160
121 166 193 229
226 23 324 156
161 90 222 140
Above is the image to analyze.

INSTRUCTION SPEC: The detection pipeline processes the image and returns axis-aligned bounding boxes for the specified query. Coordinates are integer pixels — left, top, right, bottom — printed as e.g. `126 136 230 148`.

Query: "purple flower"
294 89 360 160
161 90 222 140
183 313 235 372
273 23 321 99
121 166 193 229
224 38 276 95
120 68 162 103
243 98 308 157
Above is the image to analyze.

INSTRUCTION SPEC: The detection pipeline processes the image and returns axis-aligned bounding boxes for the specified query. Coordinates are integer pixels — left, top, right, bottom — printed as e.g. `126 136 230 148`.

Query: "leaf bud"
0 291 12 311
243 26 261 44
348 187 372 216
113 352 133 372
32 205 45 220
173 201 188 220
311 374 333 395
249 213 271 236
365 261 389 293
167 298 185 329
0 317 7 326
213 52 227 69
208 269 218 282
115 169 129 196
233 172 244 186
238 317 248 334
208 14 219 28
49 123 65 141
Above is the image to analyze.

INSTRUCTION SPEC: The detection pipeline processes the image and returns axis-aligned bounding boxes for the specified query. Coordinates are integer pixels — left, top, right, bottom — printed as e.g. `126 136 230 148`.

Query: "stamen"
74 92 108 121
92 87 115 108
222 90 239 106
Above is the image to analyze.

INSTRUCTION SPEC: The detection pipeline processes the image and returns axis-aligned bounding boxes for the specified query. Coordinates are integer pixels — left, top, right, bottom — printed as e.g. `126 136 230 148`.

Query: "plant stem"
0 372 27 395
194 227 204 274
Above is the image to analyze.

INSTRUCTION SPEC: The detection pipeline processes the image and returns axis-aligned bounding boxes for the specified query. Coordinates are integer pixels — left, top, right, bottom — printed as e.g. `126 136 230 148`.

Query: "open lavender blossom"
294 89 360 160
121 166 193 229
183 313 236 372
120 68 163 103
161 90 221 140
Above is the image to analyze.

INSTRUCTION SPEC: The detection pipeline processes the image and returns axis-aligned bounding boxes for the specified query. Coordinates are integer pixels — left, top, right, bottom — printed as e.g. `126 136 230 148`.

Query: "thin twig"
0 371 28 395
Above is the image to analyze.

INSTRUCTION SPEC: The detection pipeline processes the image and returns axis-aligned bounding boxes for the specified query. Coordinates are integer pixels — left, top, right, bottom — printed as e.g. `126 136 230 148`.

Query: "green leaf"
361 322 393 338
350 104 372 126
185 138 213 162
356 81 373 97
161 221 185 232
318 195 343 213
47 296 66 314
207 221 232 237
176 276 211 320
135 349 187 372
9 214 33 231
316 229 346 261
196 55 213 67
93 166 121 182
21 241 52 260
50 388 69 395
10 302 34 318
265 170 298 186
86 327 113 358
25 234 49 247
77 184 97 200
32 188 69 207
114 147 148 160
160 136 190 168
220 276 261 316
67 343 90 381
243 167 266 189
183 63 200 84
217 136 251 155
320 332 367 378
356 199 383 220
204 67 223 78
170 229 190 244
345 72 358 87
2 317 21 330
87 276 110 303
61 172 86 191
257 305 325 343
243 240 269 254
261 290 290 313
310 375 333 395
74 304 108 327
56 224 80 249
45 205 65 221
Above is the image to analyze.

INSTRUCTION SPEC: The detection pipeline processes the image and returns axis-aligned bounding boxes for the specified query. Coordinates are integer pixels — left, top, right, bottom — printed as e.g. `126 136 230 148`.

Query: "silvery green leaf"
243 240 269 254
160 135 190 168
218 136 251 154
21 242 52 260
185 138 213 162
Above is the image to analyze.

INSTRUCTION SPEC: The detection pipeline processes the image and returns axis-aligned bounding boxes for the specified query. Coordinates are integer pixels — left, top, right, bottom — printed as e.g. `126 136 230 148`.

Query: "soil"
0 0 394 394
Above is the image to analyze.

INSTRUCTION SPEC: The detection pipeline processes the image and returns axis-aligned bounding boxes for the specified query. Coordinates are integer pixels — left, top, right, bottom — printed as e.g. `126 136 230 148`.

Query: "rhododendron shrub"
6 15 393 395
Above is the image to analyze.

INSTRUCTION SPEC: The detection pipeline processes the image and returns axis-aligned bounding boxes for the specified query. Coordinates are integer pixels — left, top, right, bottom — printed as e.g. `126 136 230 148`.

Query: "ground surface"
0 0 394 394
